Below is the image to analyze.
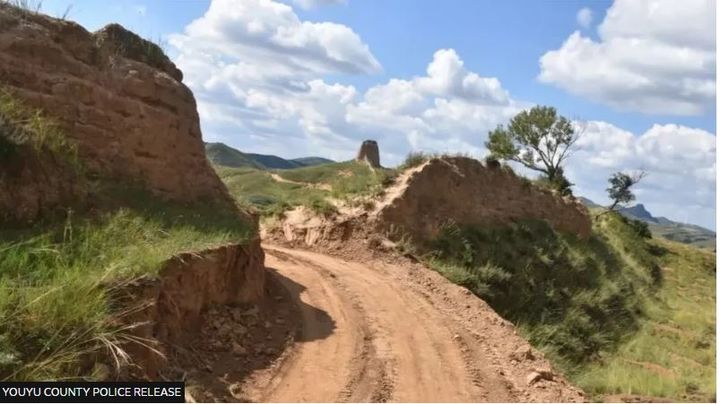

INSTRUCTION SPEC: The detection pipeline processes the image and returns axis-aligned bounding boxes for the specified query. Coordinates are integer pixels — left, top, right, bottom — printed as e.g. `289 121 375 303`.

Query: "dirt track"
237 245 584 403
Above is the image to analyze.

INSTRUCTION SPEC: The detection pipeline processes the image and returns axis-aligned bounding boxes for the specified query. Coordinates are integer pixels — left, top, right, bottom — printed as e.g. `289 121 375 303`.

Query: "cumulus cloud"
170 1 521 162
576 7 592 29
291 0 346 9
168 0 716 228
169 0 380 77
540 0 716 115
568 122 715 228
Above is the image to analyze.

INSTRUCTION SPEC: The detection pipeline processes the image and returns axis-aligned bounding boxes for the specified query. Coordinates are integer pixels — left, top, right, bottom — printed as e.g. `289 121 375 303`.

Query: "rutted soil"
181 243 584 402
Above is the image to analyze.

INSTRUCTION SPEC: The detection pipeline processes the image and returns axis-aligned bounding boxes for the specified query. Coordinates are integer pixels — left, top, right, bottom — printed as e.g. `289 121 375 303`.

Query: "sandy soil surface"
222 245 585 403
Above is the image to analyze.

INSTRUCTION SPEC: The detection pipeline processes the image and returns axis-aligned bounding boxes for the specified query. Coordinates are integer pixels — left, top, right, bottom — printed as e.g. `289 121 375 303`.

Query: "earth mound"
268 156 592 248
0 3 233 222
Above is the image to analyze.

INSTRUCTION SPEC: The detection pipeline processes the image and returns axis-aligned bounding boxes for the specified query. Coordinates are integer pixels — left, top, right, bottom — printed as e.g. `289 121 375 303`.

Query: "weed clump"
0 184 253 381
0 89 79 167
399 151 430 170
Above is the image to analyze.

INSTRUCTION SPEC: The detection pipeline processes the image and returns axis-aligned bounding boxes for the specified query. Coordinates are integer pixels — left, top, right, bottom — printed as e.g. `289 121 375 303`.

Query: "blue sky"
41 0 716 229
43 0 714 134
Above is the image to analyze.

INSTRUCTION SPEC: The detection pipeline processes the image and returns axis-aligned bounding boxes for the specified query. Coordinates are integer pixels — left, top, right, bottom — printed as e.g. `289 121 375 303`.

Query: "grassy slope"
426 210 715 401
205 142 264 169
575 238 716 401
0 184 254 381
205 142 335 170
215 161 396 216
0 92 254 380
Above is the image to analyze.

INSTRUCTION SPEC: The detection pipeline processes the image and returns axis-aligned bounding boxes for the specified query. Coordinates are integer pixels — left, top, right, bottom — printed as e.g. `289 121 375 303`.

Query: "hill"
249 155 715 402
579 199 715 249
0 4 261 382
205 142 333 169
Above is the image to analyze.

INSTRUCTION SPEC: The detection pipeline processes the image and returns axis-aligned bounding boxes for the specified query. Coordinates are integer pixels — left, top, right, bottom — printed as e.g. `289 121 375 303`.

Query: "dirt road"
238 245 584 403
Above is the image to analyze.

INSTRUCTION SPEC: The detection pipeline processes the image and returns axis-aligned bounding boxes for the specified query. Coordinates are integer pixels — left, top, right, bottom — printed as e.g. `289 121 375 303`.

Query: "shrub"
620 216 652 239
399 151 430 170
0 184 253 380
428 217 657 365
0 89 79 169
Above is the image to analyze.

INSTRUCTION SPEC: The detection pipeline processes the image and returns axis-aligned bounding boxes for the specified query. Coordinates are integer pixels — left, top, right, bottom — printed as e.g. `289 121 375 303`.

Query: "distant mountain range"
205 142 334 170
579 198 715 249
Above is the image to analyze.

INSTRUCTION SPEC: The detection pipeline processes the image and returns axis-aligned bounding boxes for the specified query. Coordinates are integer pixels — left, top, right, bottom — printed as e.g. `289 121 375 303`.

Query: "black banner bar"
0 382 184 403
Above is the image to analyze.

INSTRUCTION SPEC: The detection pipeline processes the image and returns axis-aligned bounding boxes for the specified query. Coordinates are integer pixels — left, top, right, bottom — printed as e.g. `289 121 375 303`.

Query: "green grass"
425 210 715 401
0 88 79 170
0 184 254 381
216 166 329 216
428 213 658 365
574 238 716 402
398 151 431 170
276 160 396 197
216 161 396 216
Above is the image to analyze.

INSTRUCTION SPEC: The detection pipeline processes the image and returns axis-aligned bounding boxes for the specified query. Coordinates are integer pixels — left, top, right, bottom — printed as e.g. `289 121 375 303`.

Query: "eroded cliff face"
114 239 266 379
377 157 592 242
0 4 228 204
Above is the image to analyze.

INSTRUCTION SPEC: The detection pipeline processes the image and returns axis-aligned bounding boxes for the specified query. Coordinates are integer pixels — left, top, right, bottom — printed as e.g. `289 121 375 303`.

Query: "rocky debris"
526 369 555 386
356 139 381 168
114 239 266 379
0 3 235 218
510 345 536 362
164 275 300 403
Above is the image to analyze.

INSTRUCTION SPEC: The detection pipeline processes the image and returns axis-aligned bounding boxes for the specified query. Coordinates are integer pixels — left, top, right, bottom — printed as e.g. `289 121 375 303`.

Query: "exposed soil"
180 241 584 402
165 273 300 402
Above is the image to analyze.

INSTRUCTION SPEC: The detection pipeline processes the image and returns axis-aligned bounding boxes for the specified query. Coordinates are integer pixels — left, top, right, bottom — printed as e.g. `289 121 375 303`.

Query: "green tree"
599 171 647 218
486 106 578 195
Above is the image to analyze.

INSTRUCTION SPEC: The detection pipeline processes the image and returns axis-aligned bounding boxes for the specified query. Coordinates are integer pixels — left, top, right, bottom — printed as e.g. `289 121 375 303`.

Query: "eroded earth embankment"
223 157 591 402
2 5 587 401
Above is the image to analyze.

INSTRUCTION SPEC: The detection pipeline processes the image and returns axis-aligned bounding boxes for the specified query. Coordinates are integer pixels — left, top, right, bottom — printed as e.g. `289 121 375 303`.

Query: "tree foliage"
485 105 578 195
606 171 646 210
599 171 647 219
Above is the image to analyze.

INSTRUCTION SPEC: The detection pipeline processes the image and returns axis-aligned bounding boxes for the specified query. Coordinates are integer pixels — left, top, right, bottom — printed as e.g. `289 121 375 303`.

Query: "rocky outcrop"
356 140 381 168
377 157 592 242
0 4 229 204
114 239 266 379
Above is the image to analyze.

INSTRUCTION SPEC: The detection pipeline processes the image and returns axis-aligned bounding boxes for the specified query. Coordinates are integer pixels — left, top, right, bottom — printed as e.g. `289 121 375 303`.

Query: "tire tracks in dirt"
252 245 502 402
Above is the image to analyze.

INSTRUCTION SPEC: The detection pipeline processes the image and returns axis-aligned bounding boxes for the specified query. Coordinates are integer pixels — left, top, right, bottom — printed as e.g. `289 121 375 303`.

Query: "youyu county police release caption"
0 382 184 403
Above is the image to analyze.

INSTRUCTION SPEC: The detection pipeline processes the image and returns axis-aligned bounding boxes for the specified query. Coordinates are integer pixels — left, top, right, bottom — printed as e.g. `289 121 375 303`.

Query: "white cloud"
345 49 521 157
169 0 381 77
415 49 510 104
540 0 716 115
171 1 520 162
576 7 593 29
168 0 716 229
291 0 346 9
568 122 715 228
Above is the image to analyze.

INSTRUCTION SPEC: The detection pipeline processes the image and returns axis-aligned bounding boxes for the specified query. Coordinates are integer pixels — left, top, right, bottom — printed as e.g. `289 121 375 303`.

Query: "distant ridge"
205 142 334 169
579 198 715 249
